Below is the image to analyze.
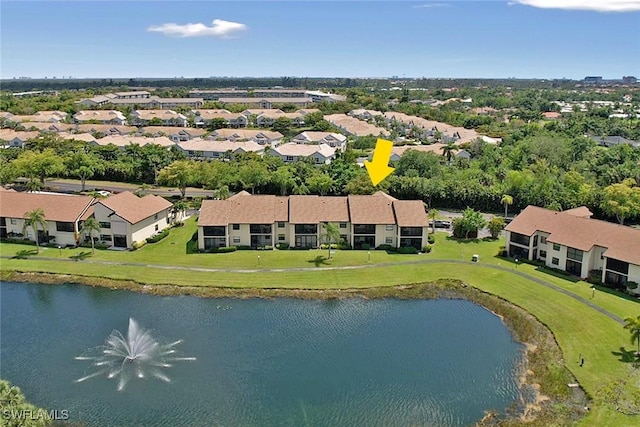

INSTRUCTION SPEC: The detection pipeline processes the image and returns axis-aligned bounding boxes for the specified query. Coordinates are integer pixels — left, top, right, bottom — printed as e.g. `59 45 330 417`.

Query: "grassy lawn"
1 223 639 425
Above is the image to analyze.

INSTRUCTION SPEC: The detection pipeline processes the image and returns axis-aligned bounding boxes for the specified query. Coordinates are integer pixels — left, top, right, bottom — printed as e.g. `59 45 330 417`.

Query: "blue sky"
1 1 639 79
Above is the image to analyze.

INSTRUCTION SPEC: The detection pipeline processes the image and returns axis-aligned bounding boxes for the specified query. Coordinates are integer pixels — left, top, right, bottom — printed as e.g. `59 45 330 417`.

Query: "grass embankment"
1 218 639 426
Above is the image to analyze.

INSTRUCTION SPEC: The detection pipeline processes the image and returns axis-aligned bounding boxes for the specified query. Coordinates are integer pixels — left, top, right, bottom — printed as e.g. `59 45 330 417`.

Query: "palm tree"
321 222 342 259
441 142 458 163
428 209 439 234
81 217 101 254
172 200 188 222
623 315 640 356
23 208 47 253
501 194 514 219
214 185 230 200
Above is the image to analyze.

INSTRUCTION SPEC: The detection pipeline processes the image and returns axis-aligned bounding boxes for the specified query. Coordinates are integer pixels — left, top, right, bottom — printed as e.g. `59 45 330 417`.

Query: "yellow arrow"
364 138 395 186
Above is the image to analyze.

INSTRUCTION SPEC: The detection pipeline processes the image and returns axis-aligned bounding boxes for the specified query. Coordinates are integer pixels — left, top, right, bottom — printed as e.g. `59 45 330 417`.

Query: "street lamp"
257 255 261 266
57 245 62 257
368 251 371 263
515 258 519 269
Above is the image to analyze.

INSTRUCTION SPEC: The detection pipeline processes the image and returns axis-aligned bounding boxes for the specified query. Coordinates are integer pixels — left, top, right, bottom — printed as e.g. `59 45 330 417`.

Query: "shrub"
173 221 184 228
209 246 237 253
586 270 603 286
376 244 395 251
131 241 146 251
1 238 36 246
361 243 371 250
397 246 419 254
427 235 435 244
626 281 639 292
79 242 110 250
276 243 290 250
257 245 273 251
146 229 170 244
422 244 432 253
337 242 351 250
236 245 253 250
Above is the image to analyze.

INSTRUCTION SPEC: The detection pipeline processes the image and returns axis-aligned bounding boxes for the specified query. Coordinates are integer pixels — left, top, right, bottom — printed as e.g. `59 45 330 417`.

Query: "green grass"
1 223 639 426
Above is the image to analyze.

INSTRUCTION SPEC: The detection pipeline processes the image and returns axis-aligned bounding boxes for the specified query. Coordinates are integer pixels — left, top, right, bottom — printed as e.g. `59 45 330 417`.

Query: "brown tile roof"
97 191 171 224
0 191 94 222
393 200 429 227
198 193 427 228
198 200 231 226
562 206 593 218
289 196 349 224
505 205 640 265
75 124 137 134
348 194 396 224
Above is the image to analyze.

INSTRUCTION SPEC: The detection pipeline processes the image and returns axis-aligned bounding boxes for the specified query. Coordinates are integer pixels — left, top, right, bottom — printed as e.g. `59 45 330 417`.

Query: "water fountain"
75 318 196 391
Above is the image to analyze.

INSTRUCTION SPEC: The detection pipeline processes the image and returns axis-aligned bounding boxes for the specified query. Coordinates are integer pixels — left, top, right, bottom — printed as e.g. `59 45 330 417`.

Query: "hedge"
146 229 170 244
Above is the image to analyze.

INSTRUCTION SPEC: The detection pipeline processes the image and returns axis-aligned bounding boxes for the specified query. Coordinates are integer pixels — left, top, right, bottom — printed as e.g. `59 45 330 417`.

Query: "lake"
0 282 523 426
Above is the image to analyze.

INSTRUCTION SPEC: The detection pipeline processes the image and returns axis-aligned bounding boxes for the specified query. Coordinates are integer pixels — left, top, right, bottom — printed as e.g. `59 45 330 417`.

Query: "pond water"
0 282 523 426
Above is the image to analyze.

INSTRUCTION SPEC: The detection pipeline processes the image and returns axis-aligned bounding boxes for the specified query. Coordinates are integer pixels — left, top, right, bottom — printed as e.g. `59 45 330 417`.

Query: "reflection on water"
1 282 523 427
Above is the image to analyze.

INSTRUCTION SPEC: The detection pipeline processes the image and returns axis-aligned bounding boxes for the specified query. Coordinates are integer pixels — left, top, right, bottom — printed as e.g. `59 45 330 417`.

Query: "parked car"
434 220 452 229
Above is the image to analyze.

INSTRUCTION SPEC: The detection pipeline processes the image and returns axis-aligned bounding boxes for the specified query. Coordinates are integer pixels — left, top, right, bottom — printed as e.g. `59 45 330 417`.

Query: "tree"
428 208 439 234
321 222 341 259
65 151 104 192
623 315 640 356
0 380 51 427
272 166 296 196
501 194 514 219
157 160 195 199
23 208 47 253
206 117 229 131
81 217 101 254
487 216 505 239
441 142 458 163
601 179 640 224
272 116 293 135
238 161 270 194
214 185 230 200
306 173 334 195
452 207 486 239
12 148 65 184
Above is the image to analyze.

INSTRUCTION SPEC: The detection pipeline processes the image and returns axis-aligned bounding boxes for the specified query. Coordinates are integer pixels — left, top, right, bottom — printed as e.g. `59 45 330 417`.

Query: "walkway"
2 254 625 324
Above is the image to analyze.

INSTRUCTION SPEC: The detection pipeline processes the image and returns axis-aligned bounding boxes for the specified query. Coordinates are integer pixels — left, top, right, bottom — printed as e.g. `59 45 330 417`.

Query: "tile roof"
133 110 185 120
293 131 347 143
74 110 126 122
393 200 429 227
198 193 428 228
178 138 264 153
95 135 175 148
505 205 640 266
348 194 396 224
271 143 335 158
75 124 137 134
289 196 349 224
0 191 94 222
97 191 172 224
0 130 40 142
211 129 283 141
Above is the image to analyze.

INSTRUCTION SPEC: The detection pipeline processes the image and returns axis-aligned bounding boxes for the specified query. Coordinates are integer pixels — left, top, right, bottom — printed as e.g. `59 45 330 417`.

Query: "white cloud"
412 3 451 8
147 19 247 38
513 0 640 12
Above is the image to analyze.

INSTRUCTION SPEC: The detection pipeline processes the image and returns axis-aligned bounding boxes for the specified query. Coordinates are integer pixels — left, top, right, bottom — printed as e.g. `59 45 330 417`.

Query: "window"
385 224 394 231
339 223 347 229
353 224 376 234
155 224 159 232
385 237 393 244
566 247 583 262
400 227 422 236
286 156 294 162
232 224 240 230
533 235 538 247
10 218 17 225
99 234 112 242
233 236 240 244
295 224 317 234
539 250 547 259
203 226 226 236
540 236 547 244
509 232 530 246
250 224 272 234
277 222 285 228
154 213 158 220
553 243 561 251
56 222 74 232
99 221 111 229
552 257 559 265
278 234 285 241
606 258 629 275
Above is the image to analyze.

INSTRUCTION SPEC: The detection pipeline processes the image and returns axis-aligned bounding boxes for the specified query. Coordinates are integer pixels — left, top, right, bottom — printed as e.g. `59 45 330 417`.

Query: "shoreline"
1 270 587 425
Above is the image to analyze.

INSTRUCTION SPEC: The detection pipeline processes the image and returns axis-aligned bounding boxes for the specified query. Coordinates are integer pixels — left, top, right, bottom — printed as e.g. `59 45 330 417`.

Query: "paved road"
2 255 624 324
44 180 215 198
